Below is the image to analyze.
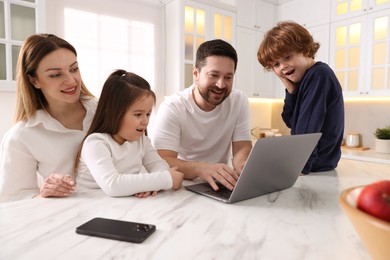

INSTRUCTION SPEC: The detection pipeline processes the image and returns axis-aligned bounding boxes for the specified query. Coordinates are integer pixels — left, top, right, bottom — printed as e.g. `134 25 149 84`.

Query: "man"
151 39 252 191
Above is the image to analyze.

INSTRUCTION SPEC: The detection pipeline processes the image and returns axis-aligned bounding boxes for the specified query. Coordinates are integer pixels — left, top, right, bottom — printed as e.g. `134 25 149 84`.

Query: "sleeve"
142 136 171 173
232 94 251 142
81 135 172 197
281 89 298 128
150 99 181 152
294 72 329 174
0 131 40 202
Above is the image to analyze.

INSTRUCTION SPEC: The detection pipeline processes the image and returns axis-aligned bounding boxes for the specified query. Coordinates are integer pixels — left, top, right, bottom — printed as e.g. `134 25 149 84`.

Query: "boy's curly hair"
257 21 320 71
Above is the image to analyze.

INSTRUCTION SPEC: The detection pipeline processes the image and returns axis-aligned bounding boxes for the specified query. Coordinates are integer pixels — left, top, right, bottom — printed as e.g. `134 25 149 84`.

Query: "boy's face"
271 52 314 83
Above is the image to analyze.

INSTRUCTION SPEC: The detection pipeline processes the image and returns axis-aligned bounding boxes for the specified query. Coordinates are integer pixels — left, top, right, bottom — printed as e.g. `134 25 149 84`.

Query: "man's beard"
197 85 229 107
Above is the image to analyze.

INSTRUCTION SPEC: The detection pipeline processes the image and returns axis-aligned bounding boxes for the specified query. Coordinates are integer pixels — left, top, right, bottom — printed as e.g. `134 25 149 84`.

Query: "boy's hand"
279 76 298 94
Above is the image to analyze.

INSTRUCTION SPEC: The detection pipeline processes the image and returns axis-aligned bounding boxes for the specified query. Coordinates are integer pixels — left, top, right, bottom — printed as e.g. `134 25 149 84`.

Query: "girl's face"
28 48 82 107
271 52 314 83
112 94 154 144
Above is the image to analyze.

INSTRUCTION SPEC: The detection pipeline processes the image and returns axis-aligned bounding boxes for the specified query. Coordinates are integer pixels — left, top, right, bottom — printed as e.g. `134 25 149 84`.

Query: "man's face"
193 55 235 110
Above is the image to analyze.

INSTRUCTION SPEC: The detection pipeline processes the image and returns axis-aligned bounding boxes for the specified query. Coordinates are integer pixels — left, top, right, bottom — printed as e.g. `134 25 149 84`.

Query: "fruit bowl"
339 186 390 260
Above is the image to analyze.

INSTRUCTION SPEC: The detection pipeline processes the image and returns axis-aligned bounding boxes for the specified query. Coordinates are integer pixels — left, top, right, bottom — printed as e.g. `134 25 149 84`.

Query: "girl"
75 70 184 198
0 34 96 202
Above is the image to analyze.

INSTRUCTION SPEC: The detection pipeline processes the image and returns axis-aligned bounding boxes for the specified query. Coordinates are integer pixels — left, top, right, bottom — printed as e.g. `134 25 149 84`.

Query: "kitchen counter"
342 148 390 164
1 159 390 260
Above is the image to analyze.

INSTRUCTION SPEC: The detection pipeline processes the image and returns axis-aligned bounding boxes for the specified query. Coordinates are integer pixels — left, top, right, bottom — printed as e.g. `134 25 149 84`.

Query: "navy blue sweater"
282 62 344 174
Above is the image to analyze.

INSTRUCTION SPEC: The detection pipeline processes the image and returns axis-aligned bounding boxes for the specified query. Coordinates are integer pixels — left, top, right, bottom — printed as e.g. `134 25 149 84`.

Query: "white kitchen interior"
1 0 390 160
1 1 390 259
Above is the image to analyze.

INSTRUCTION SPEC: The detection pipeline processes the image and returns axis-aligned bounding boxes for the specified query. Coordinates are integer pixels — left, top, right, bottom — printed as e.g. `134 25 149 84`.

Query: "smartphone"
76 217 156 243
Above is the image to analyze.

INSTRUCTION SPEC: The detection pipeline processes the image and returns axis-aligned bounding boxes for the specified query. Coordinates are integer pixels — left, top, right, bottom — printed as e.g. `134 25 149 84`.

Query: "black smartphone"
76 217 156 243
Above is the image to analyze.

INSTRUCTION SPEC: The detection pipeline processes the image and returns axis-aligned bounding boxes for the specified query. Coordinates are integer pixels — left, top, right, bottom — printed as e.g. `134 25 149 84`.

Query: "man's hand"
37 173 75 198
196 163 239 191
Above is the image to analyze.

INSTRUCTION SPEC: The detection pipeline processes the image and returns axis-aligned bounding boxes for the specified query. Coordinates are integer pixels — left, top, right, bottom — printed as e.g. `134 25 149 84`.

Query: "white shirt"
150 85 251 164
77 133 173 197
0 97 97 202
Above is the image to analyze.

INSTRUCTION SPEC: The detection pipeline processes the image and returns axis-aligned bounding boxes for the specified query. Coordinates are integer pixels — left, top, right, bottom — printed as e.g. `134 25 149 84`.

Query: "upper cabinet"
331 0 390 22
278 0 331 28
0 0 45 91
330 1 390 96
164 0 236 96
235 0 277 98
237 0 275 31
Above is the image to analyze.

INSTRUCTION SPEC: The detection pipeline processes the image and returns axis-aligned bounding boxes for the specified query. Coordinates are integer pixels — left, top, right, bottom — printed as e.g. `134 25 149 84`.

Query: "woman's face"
112 95 154 145
29 48 82 107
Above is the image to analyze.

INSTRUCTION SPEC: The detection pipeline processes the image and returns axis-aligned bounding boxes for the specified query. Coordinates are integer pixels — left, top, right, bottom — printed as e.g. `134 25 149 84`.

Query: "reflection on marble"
1 159 389 260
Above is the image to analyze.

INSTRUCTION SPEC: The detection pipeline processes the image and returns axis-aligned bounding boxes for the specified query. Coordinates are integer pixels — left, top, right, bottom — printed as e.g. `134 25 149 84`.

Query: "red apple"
357 180 390 222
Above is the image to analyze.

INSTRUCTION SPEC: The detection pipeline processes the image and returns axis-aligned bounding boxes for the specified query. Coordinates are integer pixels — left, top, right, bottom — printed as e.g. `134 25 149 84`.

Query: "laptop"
185 133 322 204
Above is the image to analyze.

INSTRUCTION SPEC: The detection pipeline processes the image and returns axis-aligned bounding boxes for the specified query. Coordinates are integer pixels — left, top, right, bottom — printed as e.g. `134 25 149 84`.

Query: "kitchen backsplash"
249 99 390 149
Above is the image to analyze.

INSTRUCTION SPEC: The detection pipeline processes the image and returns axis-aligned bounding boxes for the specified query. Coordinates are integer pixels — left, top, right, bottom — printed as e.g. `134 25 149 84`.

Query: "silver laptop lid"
228 133 322 203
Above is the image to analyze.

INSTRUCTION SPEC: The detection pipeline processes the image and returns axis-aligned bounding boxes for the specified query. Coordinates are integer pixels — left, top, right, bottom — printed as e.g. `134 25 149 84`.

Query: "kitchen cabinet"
278 0 331 28
330 8 390 96
0 0 45 91
235 0 276 98
164 0 236 96
331 0 390 22
235 27 275 98
237 0 275 31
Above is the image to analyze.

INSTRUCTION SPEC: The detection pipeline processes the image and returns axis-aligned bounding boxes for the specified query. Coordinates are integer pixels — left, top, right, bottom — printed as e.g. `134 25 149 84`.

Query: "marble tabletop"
1 158 390 260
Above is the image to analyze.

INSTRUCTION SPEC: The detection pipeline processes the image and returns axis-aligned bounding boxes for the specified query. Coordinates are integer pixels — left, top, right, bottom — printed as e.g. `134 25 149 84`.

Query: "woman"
0 34 97 202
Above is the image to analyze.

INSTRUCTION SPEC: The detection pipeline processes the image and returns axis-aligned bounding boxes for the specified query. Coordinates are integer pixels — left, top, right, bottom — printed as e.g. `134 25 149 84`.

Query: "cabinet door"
331 0 390 22
365 9 390 96
330 17 366 96
237 0 257 29
235 27 274 98
164 0 237 96
0 1 42 91
237 0 275 31
310 24 331 63
278 0 330 27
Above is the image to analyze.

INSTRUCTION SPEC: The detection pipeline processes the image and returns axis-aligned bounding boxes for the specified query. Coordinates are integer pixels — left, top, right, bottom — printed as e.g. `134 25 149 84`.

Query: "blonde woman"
0 34 97 202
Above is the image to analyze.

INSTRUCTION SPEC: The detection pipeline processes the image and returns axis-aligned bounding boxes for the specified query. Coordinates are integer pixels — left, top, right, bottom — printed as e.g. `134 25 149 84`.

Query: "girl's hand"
37 173 75 198
134 191 158 198
169 166 184 190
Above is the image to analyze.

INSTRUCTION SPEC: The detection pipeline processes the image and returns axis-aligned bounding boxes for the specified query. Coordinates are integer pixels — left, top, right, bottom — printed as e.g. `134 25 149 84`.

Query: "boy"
257 21 344 174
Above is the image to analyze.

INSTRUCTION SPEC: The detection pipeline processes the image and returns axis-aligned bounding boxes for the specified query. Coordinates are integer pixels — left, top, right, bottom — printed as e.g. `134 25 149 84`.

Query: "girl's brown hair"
74 69 156 173
14 34 93 121
257 21 320 71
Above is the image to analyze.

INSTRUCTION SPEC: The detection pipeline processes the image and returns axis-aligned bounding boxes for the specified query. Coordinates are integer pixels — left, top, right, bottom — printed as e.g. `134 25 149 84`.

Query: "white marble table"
1 159 390 260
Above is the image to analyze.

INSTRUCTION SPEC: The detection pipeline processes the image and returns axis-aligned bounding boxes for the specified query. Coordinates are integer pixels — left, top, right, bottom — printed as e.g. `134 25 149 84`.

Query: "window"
64 8 157 97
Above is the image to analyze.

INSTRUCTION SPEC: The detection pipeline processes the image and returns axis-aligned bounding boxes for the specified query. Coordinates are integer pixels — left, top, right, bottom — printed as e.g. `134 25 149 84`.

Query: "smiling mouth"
285 69 295 76
62 86 77 93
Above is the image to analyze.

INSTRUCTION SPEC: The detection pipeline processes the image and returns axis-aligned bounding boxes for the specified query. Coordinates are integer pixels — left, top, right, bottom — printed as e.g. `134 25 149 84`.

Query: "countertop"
1 159 390 260
341 148 390 164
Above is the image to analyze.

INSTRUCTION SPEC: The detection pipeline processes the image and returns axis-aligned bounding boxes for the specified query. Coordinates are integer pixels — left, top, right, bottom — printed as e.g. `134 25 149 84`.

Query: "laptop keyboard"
205 184 232 199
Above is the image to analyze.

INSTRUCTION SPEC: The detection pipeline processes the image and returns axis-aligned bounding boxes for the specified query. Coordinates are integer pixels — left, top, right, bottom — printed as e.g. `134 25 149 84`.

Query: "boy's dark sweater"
282 62 344 174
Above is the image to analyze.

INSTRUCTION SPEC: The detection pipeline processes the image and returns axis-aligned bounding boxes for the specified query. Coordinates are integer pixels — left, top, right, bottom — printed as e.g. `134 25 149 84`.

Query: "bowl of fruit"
339 180 390 260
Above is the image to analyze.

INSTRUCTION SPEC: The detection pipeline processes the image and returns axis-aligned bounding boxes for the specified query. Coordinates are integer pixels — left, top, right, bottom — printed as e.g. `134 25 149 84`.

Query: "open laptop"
185 133 322 204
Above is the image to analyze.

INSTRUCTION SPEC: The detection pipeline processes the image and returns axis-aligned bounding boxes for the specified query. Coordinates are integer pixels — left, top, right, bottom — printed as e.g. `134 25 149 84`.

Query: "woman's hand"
37 173 75 198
